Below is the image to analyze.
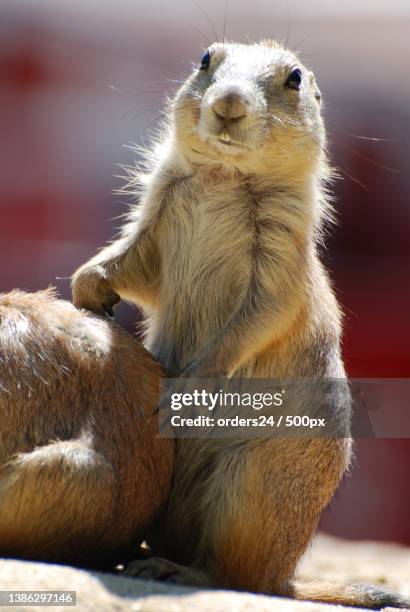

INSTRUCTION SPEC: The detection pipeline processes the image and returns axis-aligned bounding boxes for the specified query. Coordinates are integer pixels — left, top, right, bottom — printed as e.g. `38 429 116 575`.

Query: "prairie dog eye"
200 50 211 71
285 68 302 91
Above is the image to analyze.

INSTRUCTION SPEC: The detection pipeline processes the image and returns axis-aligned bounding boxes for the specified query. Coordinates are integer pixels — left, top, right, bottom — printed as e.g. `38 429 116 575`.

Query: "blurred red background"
0 1 409 544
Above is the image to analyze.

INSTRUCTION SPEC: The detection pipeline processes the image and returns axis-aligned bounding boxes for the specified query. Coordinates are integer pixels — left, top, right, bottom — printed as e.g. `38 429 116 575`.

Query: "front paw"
71 265 120 316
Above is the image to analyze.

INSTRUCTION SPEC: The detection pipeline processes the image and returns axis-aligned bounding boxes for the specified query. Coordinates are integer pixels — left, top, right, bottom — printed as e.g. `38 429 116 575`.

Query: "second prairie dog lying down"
0 289 174 566
72 40 407 608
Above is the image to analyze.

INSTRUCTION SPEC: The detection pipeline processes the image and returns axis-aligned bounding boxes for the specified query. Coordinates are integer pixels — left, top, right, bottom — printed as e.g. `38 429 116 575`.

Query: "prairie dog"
72 41 408 608
0 289 174 566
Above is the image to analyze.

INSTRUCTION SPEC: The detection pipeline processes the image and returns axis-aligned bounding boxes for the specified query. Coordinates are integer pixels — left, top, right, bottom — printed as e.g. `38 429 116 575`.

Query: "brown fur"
0 288 174 566
72 40 408 608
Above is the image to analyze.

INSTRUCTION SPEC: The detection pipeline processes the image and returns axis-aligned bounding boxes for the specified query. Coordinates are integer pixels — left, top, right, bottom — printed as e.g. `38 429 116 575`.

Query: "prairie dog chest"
159 173 257 303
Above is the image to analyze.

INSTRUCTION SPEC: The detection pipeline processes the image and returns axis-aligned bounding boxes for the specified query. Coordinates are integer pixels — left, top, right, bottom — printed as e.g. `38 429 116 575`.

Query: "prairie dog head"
171 40 325 176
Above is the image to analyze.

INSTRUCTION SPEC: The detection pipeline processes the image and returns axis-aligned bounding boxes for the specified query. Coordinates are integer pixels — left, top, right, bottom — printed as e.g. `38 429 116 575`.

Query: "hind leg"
0 439 122 565
127 439 349 593
200 439 349 593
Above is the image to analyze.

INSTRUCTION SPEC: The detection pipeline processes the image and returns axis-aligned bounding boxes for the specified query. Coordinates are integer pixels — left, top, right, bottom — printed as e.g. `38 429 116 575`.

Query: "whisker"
284 4 292 48
343 144 399 174
123 101 163 120
222 0 229 44
348 134 400 142
191 25 212 47
338 165 369 191
270 113 302 128
193 0 219 43
291 30 317 53
108 85 167 97
164 79 186 85
125 106 162 122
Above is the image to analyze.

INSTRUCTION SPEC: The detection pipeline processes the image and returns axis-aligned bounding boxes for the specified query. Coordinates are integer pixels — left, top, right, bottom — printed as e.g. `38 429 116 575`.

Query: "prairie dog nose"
212 93 247 121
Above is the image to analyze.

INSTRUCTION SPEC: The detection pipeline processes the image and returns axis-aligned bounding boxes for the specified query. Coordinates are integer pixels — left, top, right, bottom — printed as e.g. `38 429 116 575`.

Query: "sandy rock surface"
0 534 408 611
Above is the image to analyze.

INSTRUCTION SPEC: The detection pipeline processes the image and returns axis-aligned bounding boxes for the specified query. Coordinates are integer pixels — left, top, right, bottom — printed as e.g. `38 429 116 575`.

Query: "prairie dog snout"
212 89 249 121
200 80 263 152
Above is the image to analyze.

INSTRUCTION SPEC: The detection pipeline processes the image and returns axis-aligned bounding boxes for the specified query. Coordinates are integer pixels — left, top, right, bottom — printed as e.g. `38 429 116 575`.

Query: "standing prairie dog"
72 41 408 608
0 289 174 566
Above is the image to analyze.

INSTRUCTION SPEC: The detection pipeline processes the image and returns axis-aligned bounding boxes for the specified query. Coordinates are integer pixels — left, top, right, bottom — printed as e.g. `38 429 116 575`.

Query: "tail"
291 581 410 609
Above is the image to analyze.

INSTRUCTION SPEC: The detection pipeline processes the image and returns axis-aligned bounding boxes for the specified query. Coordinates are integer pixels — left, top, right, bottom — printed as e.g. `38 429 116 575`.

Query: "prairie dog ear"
308 70 322 104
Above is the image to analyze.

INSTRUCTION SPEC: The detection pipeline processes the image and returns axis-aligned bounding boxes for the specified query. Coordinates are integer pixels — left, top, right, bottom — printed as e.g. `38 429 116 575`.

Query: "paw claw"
125 558 182 583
